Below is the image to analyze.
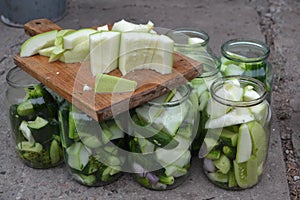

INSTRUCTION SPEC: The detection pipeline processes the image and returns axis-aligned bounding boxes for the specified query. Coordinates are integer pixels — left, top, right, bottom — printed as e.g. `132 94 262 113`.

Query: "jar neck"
6 66 40 88
221 39 270 63
211 76 267 107
168 28 209 47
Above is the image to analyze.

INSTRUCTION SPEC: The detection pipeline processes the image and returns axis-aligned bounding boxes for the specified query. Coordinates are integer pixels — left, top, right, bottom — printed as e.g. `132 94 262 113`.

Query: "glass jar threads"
128 85 199 190
220 39 273 101
58 101 126 186
201 76 271 190
6 66 63 168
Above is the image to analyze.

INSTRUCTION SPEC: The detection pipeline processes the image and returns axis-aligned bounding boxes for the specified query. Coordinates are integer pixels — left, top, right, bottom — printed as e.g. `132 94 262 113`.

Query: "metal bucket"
0 0 66 27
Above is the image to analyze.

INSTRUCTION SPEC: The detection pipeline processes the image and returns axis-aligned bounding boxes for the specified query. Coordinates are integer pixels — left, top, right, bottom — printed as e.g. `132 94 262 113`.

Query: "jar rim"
199 55 221 78
167 28 210 47
210 76 267 107
6 66 40 88
147 84 191 107
221 39 270 63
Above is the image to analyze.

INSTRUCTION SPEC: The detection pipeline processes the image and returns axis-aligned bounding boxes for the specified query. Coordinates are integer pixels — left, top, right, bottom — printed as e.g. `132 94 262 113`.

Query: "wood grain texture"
14 19 203 121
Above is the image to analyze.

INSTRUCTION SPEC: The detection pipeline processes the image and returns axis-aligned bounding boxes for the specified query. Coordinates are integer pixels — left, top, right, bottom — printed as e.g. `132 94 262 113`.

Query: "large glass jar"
6 66 63 168
200 76 271 190
220 39 273 101
128 84 199 190
58 101 126 186
167 28 222 154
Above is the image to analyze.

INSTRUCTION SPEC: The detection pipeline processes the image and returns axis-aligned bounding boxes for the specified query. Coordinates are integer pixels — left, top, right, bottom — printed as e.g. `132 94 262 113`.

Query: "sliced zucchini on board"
20 30 58 57
90 31 121 76
94 74 137 93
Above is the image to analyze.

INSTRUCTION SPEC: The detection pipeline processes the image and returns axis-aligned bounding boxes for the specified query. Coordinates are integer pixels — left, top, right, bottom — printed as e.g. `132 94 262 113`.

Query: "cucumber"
222 146 236 159
236 124 252 163
94 74 137 93
228 168 238 188
50 139 61 164
206 149 221 160
66 142 91 171
30 119 59 144
205 108 255 129
89 31 121 75
17 141 43 153
27 116 48 129
220 129 238 147
223 64 245 76
233 155 258 188
247 121 267 166
58 103 72 148
20 30 58 57
17 101 35 116
63 28 97 50
199 91 210 111
213 154 231 174
207 172 228 183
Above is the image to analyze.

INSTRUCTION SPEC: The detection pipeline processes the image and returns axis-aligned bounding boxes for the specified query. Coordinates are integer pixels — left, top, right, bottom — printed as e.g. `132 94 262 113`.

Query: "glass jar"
6 66 63 168
128 84 199 190
200 76 271 190
167 28 222 154
58 101 126 186
220 39 273 102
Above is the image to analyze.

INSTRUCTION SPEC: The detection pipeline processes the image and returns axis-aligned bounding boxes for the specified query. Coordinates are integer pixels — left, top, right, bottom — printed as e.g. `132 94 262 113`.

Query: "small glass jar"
6 66 63 168
167 28 222 154
201 76 271 190
128 84 199 190
220 39 273 101
58 101 126 186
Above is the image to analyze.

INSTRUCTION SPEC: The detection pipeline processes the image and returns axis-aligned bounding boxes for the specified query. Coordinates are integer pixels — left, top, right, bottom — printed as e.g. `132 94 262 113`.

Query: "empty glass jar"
200 76 271 190
6 66 63 168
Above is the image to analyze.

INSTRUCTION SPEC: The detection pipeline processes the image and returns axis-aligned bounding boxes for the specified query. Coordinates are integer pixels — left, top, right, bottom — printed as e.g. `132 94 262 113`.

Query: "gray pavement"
0 0 298 199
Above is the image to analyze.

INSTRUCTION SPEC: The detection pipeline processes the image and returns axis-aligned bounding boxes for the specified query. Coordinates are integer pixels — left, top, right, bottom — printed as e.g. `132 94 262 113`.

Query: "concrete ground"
0 0 299 199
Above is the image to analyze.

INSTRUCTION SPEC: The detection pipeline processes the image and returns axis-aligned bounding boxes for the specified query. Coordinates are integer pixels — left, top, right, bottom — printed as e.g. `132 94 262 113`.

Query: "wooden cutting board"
14 19 203 121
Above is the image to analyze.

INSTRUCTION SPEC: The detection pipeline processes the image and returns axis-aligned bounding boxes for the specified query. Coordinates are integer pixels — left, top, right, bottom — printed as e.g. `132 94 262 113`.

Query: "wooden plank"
14 19 202 121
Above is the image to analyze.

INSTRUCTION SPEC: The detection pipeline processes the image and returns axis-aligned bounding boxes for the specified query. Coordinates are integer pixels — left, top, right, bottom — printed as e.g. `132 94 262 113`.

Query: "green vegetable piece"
58 104 72 148
222 146 236 159
199 91 210 111
27 116 48 129
17 141 43 153
206 149 221 160
247 121 267 166
159 175 175 185
213 154 231 174
19 121 35 144
20 30 58 57
66 142 91 171
50 139 61 164
228 168 238 188
73 173 96 186
233 155 258 189
95 74 137 93
207 172 228 183
17 101 35 116
236 124 252 163
68 111 79 139
220 129 238 147
30 119 59 144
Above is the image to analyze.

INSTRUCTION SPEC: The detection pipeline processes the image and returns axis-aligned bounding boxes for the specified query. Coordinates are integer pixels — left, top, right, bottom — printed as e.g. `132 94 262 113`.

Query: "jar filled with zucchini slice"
128 84 199 190
166 28 221 154
200 76 271 190
220 39 273 102
58 101 126 187
6 66 63 168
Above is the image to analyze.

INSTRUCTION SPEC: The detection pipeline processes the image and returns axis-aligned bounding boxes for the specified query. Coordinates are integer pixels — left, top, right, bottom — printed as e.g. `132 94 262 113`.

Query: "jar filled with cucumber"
200 76 271 190
128 85 199 190
6 66 63 168
166 28 221 154
58 101 126 186
220 39 273 102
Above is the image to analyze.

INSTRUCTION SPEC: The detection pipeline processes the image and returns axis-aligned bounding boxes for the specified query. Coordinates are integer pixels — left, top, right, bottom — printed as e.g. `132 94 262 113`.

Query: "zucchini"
17 101 35 116
220 129 238 147
213 154 231 174
66 142 91 171
207 172 228 183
